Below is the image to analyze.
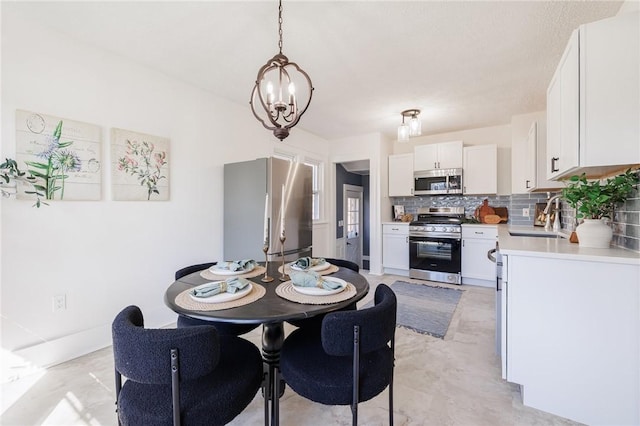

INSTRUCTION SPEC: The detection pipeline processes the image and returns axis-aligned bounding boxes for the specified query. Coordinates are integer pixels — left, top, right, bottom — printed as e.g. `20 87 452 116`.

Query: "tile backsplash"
392 179 639 252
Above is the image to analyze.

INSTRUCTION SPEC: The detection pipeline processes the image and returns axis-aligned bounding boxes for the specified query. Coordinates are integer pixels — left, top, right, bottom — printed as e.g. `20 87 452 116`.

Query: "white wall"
328 132 390 276
392 124 512 195
0 7 329 367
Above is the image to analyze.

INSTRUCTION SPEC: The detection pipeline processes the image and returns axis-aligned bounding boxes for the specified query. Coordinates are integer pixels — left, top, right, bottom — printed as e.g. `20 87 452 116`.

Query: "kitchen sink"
508 231 561 238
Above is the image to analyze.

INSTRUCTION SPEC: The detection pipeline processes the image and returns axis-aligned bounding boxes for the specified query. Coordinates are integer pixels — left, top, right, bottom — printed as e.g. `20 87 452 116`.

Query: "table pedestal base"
262 322 285 426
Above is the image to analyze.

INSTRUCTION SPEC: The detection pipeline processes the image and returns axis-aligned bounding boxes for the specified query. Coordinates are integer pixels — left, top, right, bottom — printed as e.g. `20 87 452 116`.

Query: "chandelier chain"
278 0 283 54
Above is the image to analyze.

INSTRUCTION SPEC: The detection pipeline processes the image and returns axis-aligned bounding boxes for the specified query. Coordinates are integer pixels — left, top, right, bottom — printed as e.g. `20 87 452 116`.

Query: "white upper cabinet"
512 121 563 193
414 141 463 171
388 153 414 197
546 12 639 180
463 144 497 195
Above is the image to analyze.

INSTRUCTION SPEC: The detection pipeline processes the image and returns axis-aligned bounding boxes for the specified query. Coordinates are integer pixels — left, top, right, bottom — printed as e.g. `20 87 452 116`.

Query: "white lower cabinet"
503 254 639 425
461 225 497 286
382 223 409 275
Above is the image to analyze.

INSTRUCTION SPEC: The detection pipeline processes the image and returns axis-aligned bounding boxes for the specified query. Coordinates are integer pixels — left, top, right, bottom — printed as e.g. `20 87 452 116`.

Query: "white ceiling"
4 1 623 141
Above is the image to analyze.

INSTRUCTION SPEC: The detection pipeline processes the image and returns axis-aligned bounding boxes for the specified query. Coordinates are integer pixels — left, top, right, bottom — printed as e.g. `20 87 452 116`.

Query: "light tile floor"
1 273 581 425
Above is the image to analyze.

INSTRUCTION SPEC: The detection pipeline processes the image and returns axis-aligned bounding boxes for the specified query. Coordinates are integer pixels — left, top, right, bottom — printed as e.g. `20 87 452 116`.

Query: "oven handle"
409 236 462 243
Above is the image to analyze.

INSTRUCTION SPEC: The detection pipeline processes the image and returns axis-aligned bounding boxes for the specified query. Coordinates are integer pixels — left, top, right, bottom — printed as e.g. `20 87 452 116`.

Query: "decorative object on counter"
569 231 579 244
397 109 422 141
534 202 550 227
249 0 313 141
400 213 413 222
493 207 509 223
483 214 502 224
393 204 405 221
474 199 495 223
561 169 639 248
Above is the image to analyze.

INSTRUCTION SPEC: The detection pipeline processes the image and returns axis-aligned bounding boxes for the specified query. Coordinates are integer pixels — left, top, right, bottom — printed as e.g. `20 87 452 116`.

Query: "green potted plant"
562 168 638 248
0 158 46 207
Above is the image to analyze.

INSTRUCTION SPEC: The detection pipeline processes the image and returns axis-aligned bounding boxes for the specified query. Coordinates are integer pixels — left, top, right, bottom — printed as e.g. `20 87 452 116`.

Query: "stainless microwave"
414 168 463 195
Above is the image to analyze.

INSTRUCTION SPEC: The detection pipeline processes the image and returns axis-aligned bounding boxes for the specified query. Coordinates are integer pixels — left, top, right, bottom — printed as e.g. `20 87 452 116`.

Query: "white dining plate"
189 282 252 303
210 263 255 276
290 261 332 272
292 277 346 296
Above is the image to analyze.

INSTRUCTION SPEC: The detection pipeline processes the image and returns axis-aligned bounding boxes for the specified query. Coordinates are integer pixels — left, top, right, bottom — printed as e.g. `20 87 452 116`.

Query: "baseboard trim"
13 308 176 369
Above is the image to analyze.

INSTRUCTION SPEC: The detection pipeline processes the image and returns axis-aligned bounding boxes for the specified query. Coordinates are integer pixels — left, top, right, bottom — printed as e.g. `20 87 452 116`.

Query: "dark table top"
164 262 370 325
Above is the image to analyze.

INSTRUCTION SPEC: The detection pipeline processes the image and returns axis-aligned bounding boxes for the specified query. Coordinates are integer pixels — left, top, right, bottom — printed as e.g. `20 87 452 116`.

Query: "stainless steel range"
409 207 464 284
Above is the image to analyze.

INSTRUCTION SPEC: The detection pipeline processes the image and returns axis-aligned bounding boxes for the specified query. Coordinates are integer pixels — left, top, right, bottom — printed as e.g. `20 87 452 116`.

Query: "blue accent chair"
112 305 263 426
174 262 259 336
280 284 397 425
287 257 360 330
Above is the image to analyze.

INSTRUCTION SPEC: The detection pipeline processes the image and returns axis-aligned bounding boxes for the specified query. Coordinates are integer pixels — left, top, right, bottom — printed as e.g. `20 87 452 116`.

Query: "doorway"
343 184 363 268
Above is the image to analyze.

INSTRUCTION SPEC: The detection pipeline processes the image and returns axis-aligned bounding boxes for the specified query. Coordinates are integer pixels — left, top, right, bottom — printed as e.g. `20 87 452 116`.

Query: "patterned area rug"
373 281 463 338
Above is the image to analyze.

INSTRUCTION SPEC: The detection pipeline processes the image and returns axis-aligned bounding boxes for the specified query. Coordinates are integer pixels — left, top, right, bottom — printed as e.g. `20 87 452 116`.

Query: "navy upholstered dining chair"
323 257 360 272
174 262 259 336
280 284 397 425
112 305 263 426
287 257 360 330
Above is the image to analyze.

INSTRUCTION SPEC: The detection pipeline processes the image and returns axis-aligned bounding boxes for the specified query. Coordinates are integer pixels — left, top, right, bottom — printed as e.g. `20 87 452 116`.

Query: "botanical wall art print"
111 128 169 201
15 110 102 201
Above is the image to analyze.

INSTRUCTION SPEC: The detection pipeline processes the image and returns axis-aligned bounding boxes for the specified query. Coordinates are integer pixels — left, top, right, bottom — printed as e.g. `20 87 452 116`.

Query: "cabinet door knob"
551 157 559 173
526 180 531 188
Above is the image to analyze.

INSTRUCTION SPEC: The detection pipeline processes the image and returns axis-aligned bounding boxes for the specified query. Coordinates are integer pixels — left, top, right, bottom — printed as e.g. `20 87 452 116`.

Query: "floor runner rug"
369 281 463 338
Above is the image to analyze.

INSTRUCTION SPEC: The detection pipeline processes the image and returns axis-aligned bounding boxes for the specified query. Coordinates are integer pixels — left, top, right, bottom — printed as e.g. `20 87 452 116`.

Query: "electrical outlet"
53 294 66 312
522 208 530 217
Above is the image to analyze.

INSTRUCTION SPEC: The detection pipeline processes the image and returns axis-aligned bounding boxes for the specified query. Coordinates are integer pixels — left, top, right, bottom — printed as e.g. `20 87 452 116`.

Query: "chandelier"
250 0 314 141
397 109 422 141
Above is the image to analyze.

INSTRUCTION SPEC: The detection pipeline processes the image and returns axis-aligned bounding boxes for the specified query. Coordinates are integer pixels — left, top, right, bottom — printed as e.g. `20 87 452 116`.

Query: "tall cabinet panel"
463 145 497 195
546 30 579 180
388 153 414 197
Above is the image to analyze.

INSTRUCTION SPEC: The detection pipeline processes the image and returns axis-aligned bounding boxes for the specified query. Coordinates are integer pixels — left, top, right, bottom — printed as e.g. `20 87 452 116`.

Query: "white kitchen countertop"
498 225 640 265
382 221 410 225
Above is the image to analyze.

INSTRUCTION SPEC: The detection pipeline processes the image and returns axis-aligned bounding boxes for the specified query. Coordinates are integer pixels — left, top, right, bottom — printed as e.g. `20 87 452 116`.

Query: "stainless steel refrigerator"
223 157 312 262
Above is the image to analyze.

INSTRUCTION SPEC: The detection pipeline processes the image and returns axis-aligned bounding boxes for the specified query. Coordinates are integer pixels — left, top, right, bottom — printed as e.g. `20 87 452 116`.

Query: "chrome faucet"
543 194 562 231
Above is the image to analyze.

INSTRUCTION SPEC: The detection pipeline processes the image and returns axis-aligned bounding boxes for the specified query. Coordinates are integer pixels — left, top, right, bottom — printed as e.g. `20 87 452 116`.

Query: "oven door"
409 235 462 284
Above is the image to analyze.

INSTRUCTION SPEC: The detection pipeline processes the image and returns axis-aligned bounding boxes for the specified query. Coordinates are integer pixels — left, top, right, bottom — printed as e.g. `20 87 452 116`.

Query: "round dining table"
164 261 370 426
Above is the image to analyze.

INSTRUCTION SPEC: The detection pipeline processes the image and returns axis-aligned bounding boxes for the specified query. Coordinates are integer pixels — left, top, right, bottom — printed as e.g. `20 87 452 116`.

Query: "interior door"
344 185 363 268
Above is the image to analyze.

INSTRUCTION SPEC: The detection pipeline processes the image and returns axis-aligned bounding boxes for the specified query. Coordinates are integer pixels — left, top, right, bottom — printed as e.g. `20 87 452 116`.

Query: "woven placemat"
174 283 266 311
200 265 266 281
275 281 356 305
278 263 339 276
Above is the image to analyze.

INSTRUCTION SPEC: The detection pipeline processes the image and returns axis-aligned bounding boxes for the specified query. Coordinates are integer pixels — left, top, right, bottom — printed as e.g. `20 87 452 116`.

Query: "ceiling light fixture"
398 109 422 141
250 0 314 141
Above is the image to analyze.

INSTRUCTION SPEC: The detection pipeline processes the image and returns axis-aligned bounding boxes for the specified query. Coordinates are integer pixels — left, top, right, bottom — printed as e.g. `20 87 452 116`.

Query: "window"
304 160 322 221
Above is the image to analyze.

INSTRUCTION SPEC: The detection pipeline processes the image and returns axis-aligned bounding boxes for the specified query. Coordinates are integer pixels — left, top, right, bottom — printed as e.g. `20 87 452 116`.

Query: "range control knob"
428 226 436 232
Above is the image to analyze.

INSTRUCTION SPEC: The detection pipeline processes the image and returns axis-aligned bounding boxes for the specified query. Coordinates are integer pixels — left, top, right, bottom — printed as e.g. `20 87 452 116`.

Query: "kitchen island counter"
498 225 639 265
498 225 639 425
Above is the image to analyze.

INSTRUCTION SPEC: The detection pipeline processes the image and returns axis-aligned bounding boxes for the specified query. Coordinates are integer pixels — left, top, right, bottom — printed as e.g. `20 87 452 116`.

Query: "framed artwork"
534 202 548 227
393 205 405 221
111 128 169 201
15 110 102 201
